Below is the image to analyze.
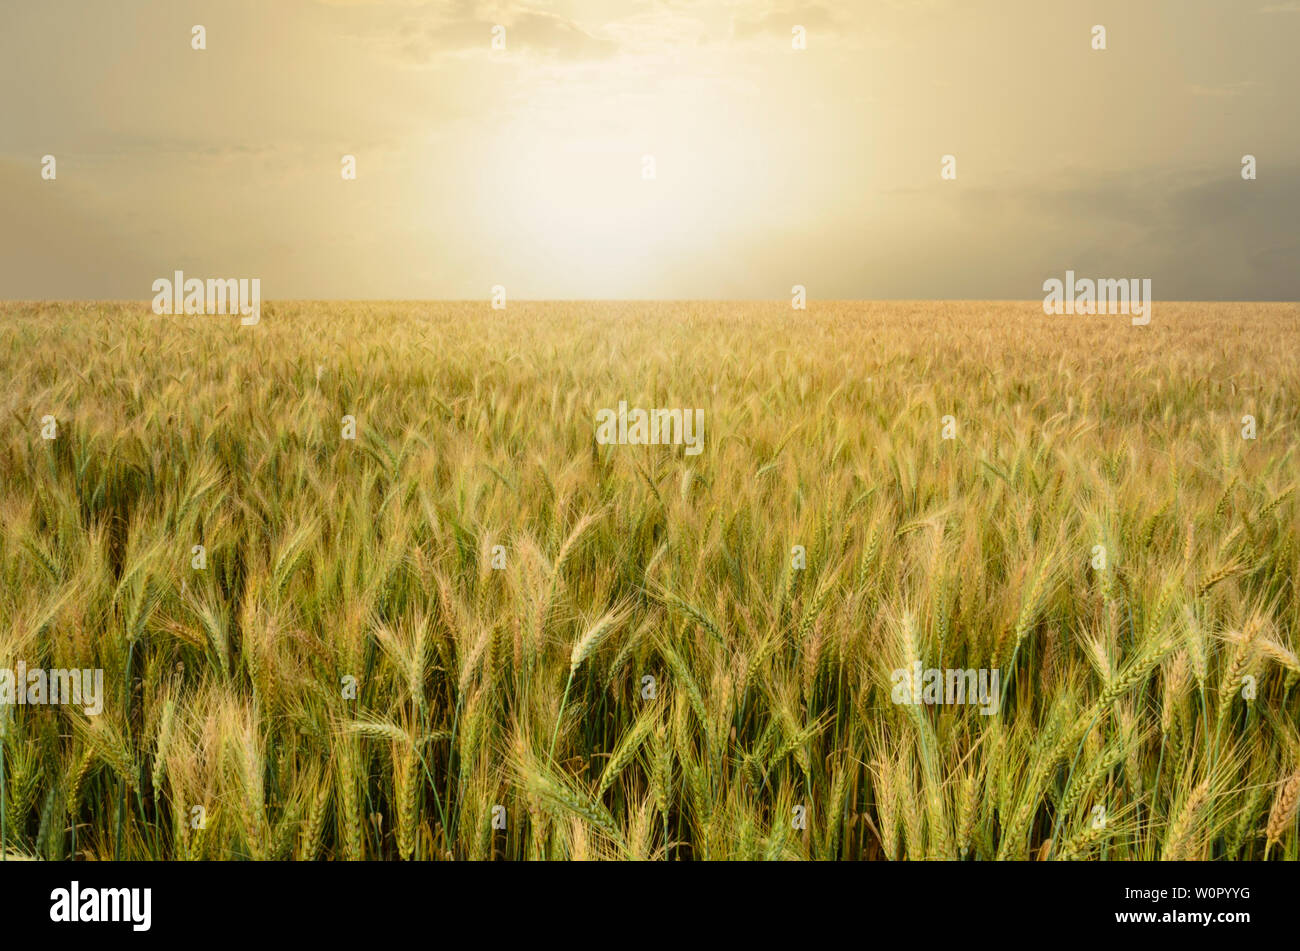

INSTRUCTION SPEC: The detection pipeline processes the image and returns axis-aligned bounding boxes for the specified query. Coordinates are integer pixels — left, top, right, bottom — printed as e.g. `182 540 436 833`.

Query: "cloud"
928 166 1300 300
733 3 839 39
383 2 618 64
0 161 152 299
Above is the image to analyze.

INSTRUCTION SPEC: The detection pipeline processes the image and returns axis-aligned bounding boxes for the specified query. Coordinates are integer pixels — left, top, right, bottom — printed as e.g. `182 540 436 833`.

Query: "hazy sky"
2 0 1297 300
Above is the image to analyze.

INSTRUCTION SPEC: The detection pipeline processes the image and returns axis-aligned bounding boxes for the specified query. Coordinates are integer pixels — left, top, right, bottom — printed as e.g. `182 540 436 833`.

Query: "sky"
2 0 1297 300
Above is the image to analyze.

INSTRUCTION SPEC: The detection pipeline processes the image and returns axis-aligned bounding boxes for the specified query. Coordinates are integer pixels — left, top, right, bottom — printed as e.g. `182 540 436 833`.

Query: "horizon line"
5 298 1299 306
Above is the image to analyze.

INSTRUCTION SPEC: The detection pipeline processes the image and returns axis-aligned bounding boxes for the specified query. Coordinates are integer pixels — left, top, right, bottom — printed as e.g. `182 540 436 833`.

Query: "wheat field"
1 300 1298 861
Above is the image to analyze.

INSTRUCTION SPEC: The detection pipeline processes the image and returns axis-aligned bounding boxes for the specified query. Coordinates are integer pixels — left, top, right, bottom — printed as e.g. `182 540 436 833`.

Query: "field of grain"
1 300 1297 860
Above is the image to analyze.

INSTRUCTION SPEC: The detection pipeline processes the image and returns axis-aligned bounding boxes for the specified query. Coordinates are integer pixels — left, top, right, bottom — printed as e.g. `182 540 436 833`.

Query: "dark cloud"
0 162 152 299
889 166 1300 300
